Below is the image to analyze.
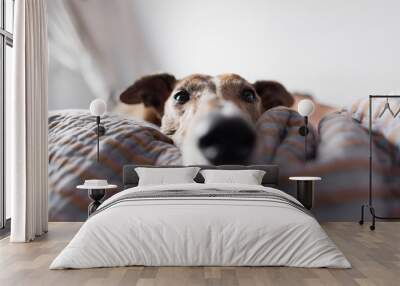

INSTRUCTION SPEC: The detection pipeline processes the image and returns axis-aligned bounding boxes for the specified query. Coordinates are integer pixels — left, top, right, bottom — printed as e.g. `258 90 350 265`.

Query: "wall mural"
47 0 400 221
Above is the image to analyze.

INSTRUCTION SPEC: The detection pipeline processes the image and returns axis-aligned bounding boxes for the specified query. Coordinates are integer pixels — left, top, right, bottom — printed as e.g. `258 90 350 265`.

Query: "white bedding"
50 183 350 269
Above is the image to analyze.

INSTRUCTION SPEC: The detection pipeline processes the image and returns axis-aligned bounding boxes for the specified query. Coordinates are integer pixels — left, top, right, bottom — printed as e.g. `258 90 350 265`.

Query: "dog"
119 73 294 165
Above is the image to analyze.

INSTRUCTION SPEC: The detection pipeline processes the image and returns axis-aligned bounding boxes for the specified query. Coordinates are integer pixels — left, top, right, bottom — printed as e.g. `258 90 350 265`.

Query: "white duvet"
50 183 350 269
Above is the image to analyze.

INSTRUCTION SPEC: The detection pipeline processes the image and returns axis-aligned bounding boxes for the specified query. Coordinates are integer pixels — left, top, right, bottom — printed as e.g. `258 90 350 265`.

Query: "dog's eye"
241 89 256 103
173 90 190 104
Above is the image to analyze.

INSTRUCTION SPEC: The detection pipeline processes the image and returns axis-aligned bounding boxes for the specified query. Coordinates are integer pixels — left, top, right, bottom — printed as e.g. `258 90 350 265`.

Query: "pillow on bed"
135 167 200 186
200 169 266 185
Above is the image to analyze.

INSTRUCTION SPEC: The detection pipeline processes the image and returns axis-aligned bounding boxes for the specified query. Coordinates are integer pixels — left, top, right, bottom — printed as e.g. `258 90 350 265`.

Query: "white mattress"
50 183 350 269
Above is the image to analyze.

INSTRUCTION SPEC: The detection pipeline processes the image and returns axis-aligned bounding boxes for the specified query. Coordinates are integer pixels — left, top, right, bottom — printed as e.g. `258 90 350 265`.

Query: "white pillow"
200 169 266 185
135 167 200 186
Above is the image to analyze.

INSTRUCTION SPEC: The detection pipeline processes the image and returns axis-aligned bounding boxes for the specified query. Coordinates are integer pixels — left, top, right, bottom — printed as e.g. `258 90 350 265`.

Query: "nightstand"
77 184 117 216
289 177 321 210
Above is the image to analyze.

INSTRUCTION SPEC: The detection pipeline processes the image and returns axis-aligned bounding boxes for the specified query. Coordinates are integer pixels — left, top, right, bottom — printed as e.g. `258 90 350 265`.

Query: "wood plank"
0 222 399 286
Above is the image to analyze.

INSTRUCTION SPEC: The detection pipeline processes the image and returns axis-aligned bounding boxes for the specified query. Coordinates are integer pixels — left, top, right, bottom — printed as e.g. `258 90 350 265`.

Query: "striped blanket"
48 110 181 221
49 105 400 221
91 189 310 218
256 107 400 220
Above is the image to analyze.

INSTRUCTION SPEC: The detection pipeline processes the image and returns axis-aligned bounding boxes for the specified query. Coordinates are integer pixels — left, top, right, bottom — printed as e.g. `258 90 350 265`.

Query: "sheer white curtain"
9 0 48 242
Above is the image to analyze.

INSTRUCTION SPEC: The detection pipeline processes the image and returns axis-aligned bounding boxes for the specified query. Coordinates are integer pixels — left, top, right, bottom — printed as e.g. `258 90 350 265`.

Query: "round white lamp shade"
90 99 107 116
297 99 315 117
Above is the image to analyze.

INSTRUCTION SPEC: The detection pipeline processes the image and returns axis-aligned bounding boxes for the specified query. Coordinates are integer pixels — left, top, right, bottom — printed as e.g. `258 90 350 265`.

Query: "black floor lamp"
359 95 400 230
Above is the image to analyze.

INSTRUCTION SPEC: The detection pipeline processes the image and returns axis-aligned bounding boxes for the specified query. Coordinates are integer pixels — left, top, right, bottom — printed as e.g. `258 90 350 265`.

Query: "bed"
50 165 350 269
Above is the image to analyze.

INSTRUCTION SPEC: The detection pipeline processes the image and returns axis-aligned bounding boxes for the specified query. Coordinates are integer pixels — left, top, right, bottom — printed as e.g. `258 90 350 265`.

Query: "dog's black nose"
198 117 256 165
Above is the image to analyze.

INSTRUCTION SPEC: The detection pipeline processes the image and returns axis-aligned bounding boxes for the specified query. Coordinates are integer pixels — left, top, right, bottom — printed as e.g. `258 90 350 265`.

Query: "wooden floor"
0 222 399 286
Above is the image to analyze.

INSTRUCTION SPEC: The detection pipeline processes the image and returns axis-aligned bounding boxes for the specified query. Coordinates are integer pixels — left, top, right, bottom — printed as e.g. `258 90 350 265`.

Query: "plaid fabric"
49 104 400 221
350 97 400 155
256 107 400 220
48 110 181 221
255 107 318 168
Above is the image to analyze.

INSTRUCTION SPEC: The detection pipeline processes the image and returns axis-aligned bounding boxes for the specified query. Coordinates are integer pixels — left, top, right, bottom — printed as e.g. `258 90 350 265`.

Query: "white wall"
48 0 400 108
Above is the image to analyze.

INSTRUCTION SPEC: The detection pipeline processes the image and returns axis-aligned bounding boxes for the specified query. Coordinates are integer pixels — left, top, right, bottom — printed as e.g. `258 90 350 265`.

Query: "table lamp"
90 99 106 162
297 99 315 161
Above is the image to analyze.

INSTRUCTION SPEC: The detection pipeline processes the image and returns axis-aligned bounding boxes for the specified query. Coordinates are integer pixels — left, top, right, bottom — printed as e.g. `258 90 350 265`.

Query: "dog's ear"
253 80 294 112
120 73 176 113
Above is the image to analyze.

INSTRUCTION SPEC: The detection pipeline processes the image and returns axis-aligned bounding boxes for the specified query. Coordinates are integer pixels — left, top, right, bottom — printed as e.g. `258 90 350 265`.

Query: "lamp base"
94 125 106 136
299 126 309 136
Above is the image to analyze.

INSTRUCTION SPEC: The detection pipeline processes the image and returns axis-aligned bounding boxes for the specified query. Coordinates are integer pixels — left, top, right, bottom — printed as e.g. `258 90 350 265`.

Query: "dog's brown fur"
118 74 337 132
119 73 176 125
120 73 294 133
